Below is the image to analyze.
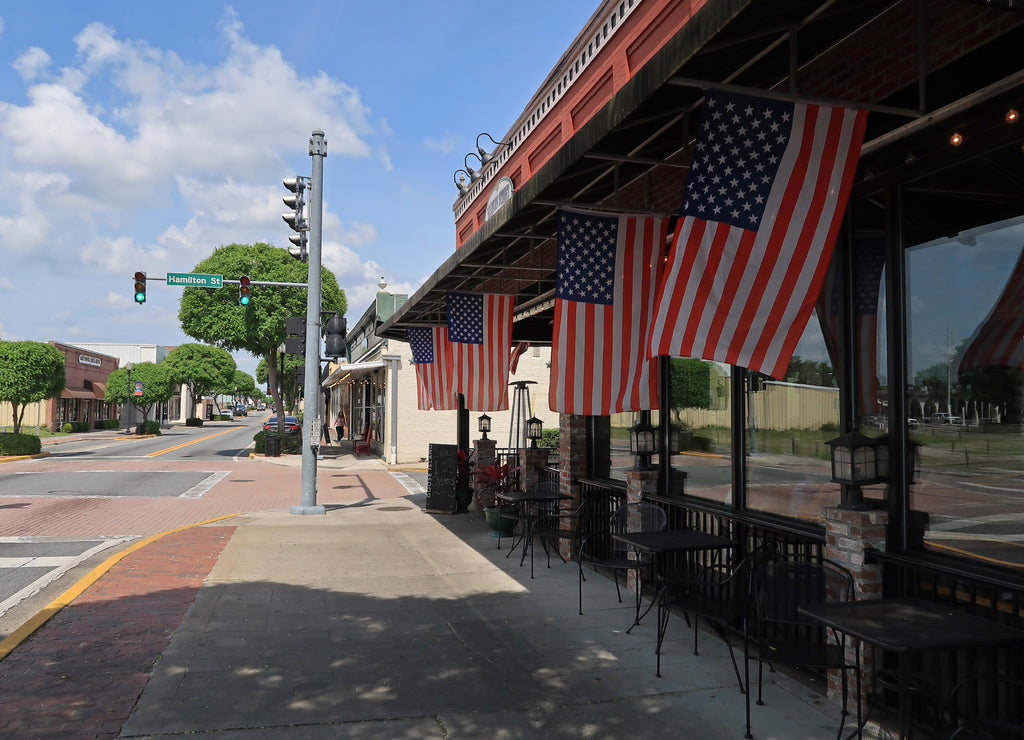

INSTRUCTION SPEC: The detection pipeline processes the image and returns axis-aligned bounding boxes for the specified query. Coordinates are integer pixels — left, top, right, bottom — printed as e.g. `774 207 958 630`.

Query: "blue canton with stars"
407 327 434 363
447 291 484 344
557 210 618 305
680 89 795 231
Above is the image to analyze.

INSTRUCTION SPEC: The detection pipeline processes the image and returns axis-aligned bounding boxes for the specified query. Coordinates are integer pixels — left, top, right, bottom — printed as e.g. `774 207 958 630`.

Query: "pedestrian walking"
335 409 347 442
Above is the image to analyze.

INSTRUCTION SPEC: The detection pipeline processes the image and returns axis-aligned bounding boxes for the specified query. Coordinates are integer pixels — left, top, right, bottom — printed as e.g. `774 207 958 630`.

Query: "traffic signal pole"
292 129 327 516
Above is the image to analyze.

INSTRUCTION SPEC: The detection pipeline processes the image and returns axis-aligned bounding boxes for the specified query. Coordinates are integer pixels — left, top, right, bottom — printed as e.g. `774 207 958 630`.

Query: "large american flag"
815 234 885 418
447 291 515 411
408 326 458 410
952 248 1024 374
550 207 669 415
648 88 867 379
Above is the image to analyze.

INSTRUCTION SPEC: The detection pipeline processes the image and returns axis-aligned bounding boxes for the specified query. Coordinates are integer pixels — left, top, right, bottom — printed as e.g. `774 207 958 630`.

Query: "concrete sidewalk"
114 491 843 739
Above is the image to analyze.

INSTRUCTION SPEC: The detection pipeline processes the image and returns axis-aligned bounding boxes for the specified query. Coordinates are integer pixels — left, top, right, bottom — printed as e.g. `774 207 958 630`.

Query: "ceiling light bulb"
1006 109 1019 123
950 132 963 146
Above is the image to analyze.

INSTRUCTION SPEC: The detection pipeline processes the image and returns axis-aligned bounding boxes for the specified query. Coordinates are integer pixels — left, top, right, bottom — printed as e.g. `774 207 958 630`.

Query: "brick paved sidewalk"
0 525 235 739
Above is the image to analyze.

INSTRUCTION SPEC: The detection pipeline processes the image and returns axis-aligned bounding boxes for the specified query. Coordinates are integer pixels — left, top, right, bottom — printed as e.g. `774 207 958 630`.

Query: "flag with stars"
446 291 515 411
408 325 458 410
550 207 669 415
815 234 885 418
647 88 867 378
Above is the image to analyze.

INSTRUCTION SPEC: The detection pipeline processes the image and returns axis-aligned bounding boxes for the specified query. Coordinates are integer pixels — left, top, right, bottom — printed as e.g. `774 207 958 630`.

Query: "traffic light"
325 315 347 357
133 271 146 304
282 176 308 262
239 275 252 306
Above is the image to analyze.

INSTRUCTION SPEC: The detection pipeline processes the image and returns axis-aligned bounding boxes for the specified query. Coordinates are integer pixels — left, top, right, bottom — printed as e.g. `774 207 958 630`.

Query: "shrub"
95 419 119 429
143 420 161 435
185 417 204 427
820 421 839 432
539 428 560 450
254 429 302 454
60 421 89 433
0 433 42 456
62 423 72 433
689 435 712 452
215 414 232 421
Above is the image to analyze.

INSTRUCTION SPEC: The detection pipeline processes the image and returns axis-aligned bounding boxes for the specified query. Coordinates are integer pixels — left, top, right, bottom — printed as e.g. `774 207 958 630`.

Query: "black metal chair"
529 481 586 575
577 502 668 622
742 553 860 740
658 542 777 691
946 673 1024 740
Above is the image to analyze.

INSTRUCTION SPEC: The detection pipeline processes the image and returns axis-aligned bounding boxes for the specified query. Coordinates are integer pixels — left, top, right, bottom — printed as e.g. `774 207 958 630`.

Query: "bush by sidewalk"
0 432 42 456
253 429 302 455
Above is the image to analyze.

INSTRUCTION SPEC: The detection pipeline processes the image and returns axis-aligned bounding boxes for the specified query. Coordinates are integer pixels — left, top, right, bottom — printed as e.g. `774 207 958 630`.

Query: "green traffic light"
135 292 146 303
239 295 251 306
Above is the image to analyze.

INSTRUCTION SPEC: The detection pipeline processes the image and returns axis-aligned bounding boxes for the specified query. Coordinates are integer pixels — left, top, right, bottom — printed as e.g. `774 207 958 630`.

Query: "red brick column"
624 467 659 592
557 413 587 559
520 446 550 492
823 505 887 704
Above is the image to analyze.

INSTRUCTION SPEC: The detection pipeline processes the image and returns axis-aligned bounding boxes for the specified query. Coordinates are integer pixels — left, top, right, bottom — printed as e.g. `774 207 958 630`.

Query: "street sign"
133 380 144 397
167 272 223 288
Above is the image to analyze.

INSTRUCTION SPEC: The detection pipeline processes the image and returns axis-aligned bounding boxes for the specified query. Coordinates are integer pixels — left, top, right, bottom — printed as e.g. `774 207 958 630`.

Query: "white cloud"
12 47 51 81
424 132 458 154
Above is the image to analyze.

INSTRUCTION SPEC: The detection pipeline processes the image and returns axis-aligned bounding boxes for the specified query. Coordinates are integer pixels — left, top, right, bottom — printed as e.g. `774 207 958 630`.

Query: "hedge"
253 429 302 455
0 433 42 456
185 417 204 427
143 420 161 435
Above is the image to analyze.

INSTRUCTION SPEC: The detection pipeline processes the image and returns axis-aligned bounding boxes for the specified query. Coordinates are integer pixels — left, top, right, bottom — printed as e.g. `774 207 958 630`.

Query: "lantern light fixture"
629 415 656 470
525 416 543 448
477 413 492 440
826 430 887 510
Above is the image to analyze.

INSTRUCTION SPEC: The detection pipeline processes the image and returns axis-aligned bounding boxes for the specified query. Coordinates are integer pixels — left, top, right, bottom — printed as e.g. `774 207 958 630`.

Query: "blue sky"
0 1 597 380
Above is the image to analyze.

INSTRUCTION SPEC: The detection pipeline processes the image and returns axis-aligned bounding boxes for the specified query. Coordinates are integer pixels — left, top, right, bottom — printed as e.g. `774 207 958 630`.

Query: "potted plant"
475 461 520 537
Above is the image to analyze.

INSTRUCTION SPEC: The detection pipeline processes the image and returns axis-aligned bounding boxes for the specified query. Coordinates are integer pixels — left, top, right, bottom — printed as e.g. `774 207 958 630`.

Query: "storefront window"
745 316 842 518
907 213 1024 568
666 359 733 503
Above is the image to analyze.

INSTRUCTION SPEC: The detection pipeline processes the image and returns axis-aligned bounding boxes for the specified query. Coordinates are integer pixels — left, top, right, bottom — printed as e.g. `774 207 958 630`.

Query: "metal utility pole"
292 129 327 516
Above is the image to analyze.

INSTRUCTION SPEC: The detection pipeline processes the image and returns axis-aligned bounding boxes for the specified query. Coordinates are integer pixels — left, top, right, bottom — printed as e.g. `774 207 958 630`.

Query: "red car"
263 416 301 434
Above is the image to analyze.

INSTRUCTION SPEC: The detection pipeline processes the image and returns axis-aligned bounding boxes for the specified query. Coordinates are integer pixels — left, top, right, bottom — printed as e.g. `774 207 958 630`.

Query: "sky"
0 1 598 382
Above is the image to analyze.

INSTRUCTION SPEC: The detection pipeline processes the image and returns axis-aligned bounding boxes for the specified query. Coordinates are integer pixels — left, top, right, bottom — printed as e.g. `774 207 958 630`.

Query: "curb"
0 513 241 662
0 452 50 464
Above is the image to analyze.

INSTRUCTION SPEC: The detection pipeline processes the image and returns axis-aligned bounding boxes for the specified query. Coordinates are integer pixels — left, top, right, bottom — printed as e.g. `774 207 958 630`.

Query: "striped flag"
647 88 867 379
550 207 669 415
447 291 515 411
509 341 530 375
952 249 1024 374
815 234 885 417
408 326 458 410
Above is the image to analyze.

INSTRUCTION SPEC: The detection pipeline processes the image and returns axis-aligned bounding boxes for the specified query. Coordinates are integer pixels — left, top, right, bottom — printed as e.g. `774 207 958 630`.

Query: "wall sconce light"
525 416 543 448
629 414 656 470
826 430 886 510
464 152 484 183
477 413 491 440
476 132 509 166
453 169 470 197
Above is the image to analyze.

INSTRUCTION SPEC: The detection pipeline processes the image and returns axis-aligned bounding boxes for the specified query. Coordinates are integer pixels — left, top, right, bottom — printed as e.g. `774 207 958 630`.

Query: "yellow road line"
144 427 238 457
929 539 1024 568
0 513 240 661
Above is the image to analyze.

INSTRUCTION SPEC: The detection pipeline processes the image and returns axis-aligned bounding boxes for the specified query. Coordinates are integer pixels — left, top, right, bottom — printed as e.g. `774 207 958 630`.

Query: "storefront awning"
61 388 96 400
323 360 386 388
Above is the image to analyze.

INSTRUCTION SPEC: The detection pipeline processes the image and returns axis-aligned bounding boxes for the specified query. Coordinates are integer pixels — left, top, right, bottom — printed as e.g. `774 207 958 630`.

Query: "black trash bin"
264 434 281 457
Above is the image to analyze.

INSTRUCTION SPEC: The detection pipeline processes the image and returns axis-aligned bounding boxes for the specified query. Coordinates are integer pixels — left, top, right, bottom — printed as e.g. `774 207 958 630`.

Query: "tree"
177 243 346 432
0 341 66 433
220 369 259 408
163 344 236 419
104 362 175 427
256 354 303 414
668 358 714 421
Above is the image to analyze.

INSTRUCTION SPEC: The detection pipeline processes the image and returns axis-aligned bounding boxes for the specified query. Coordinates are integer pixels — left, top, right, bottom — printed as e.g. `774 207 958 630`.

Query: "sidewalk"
0 469 847 739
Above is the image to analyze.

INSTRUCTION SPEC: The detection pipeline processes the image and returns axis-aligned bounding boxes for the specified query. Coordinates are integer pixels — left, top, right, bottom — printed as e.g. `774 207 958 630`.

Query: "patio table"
497 488 572 578
798 598 1024 740
612 529 737 676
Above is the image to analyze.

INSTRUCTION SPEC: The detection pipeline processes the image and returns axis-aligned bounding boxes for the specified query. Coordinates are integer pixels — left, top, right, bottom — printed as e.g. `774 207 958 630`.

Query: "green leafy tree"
104 362 175 425
219 369 259 408
177 243 346 432
0 341 66 433
163 343 236 419
668 358 714 422
785 355 836 387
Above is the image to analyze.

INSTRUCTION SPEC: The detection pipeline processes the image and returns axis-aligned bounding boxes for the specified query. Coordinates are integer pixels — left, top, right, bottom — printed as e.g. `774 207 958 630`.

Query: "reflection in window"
665 358 733 503
907 215 1024 568
745 313 842 519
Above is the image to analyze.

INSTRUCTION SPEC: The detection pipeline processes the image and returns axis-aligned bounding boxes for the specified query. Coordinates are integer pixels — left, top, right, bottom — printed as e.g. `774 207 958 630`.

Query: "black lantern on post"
477 413 491 440
826 430 886 510
525 416 543 448
630 416 656 470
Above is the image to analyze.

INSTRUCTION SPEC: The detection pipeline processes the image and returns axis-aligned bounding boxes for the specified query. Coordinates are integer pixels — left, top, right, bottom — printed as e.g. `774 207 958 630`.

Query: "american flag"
647 89 867 379
408 326 458 410
815 234 885 418
550 207 669 415
446 291 515 411
952 248 1024 374
510 341 530 374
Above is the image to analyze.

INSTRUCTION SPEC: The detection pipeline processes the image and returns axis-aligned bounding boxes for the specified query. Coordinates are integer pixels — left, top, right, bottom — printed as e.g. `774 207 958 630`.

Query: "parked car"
906 417 920 428
234 405 247 416
931 412 964 425
263 415 300 434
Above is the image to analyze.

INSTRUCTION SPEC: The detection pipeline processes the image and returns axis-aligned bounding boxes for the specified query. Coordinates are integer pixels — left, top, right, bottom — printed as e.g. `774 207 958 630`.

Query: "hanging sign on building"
484 177 514 222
